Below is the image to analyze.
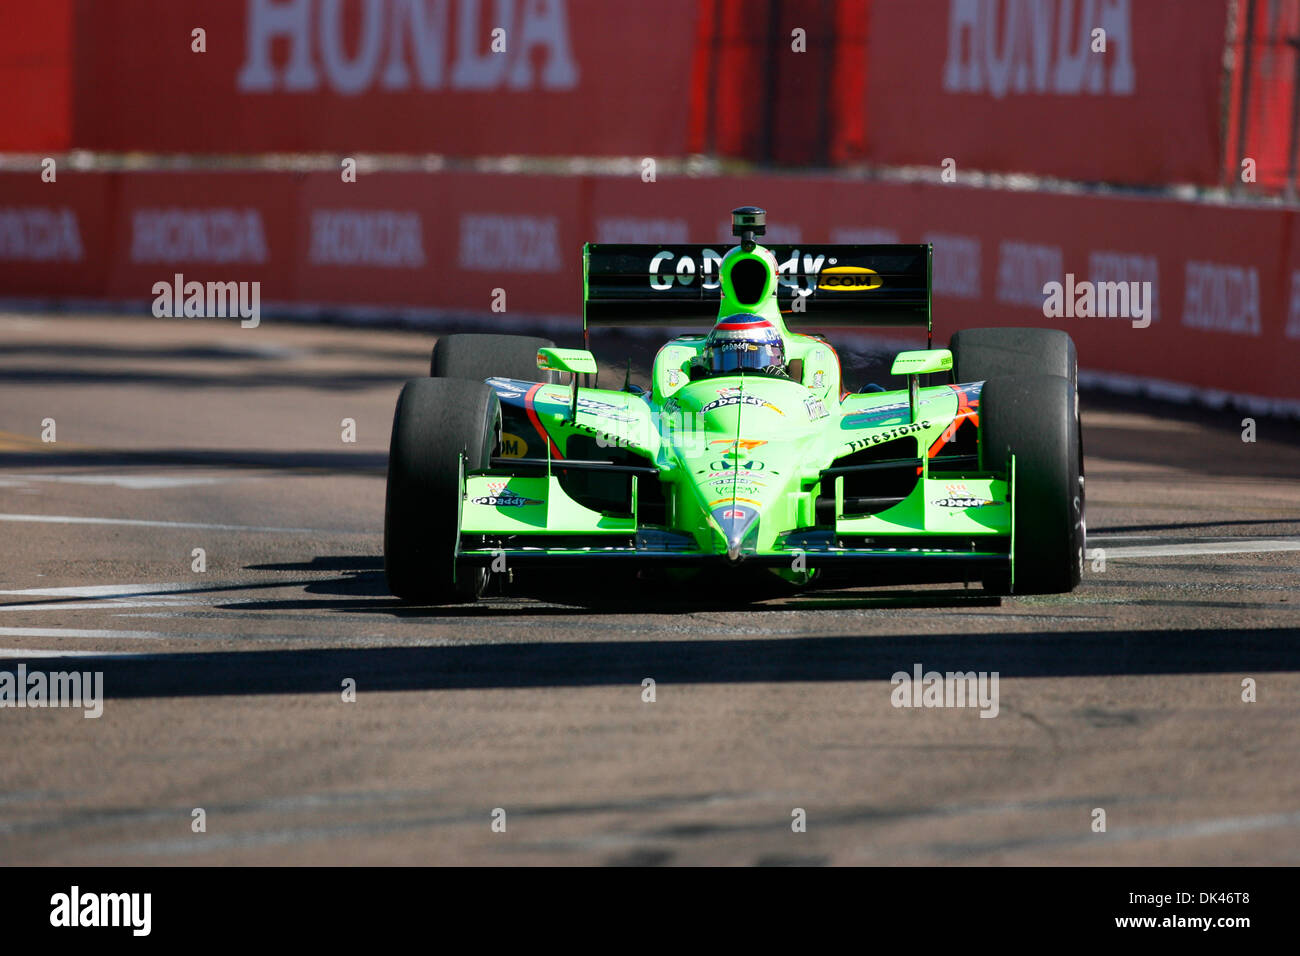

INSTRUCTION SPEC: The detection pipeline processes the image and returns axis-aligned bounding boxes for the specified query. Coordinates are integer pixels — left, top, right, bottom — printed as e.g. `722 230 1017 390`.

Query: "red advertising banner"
70 0 696 157
1 167 1297 408
861 0 1229 186
294 170 586 315
105 172 299 304
0 171 113 297
1285 208 1300 352
585 174 1297 403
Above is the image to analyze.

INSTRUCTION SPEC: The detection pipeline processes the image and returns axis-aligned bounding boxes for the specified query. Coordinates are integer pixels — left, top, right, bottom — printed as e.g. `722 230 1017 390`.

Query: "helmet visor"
707 341 785 373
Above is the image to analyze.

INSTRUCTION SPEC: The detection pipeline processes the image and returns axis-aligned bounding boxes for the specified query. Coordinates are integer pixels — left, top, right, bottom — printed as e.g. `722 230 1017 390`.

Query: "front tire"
950 327 1077 392
979 374 1083 595
430 333 558 384
384 378 499 604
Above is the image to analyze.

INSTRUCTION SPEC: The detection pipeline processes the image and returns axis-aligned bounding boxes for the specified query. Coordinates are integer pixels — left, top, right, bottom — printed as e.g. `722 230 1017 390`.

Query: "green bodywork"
455 240 1013 585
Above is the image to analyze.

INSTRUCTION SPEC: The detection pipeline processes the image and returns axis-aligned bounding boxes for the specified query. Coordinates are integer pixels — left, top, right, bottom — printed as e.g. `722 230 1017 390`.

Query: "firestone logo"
237 0 580 95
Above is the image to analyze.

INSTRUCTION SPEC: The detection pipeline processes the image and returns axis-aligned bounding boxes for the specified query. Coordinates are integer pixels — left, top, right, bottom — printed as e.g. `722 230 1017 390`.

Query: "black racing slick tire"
430 333 558 384
978 374 1084 596
949 327 1077 392
384 378 499 604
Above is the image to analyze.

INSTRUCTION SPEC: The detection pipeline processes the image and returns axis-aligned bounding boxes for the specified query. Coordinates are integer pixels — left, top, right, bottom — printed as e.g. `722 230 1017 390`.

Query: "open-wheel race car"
384 206 1084 604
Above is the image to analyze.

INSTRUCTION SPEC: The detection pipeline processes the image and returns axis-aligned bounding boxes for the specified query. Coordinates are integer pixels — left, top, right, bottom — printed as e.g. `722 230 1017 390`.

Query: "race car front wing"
454 454 1016 583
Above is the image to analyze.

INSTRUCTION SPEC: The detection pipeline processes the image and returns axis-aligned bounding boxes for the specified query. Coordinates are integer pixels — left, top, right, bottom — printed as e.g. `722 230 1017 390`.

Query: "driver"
697 313 789 378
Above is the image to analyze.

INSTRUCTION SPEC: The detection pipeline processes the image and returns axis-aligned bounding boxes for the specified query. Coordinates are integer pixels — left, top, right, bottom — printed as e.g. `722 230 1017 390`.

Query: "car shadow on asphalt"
238 555 1005 615
29 624 1300 700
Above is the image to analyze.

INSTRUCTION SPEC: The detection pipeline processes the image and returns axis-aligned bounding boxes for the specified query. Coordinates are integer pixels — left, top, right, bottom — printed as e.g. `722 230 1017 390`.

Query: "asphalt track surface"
0 313 1297 866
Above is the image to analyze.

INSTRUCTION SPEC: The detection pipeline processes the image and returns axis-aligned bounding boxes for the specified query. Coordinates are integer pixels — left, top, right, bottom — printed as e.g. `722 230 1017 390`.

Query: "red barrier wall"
293 170 587 314
0 0 73 151
862 0 1229 186
2 168 1296 408
584 175 1296 403
106 172 299 303
0 171 113 296
1 1 1240 193
1224 0 1300 190
69 0 695 157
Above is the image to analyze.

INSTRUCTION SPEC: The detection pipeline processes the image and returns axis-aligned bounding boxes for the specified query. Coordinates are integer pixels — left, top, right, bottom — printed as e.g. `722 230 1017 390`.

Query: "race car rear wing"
583 243 932 330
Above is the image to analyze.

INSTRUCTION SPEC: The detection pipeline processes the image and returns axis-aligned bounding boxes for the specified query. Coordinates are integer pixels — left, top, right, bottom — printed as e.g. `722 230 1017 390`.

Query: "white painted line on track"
1087 538 1300 559
958 808 1300 857
0 627 172 640
0 513 357 533
1115 809 1300 843
0 648 147 659
0 583 196 597
1089 533 1300 541
0 582 206 611
0 581 275 612
0 474 240 490
0 599 200 611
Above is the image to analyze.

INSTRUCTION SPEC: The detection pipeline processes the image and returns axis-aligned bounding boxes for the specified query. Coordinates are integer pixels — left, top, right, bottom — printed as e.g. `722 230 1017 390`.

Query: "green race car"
384 206 1084 604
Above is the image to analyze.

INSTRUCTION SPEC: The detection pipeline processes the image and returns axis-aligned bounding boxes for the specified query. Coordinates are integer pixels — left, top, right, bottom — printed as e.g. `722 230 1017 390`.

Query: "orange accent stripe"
927 384 976 459
523 383 563 459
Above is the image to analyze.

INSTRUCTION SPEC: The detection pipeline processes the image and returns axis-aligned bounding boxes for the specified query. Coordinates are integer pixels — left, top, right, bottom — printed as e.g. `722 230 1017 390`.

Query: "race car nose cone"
711 504 759 564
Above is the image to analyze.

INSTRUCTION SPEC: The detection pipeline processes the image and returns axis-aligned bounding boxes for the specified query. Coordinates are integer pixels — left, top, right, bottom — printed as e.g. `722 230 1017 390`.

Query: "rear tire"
430 333 558 384
950 328 1077 391
384 378 499 604
979 374 1083 595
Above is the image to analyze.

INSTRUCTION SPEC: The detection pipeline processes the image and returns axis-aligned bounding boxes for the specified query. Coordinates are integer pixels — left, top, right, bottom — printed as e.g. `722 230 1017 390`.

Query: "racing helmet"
703 313 786 375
